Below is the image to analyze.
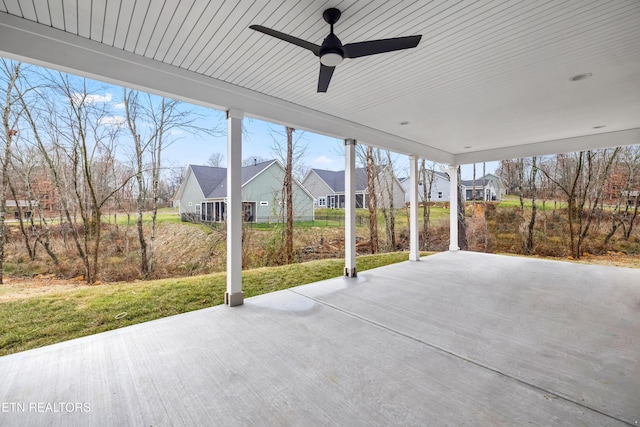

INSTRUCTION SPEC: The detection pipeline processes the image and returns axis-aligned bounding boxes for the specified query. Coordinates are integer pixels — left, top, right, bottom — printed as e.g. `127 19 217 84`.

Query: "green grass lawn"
107 206 451 230
0 251 428 357
313 206 449 226
104 207 182 226
497 195 567 210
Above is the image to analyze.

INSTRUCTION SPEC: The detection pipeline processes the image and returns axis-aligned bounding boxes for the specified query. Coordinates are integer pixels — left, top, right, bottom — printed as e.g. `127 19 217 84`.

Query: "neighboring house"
461 178 499 201
6 200 38 220
174 160 314 223
399 171 501 203
5 168 59 216
479 173 505 199
302 166 405 209
400 170 451 203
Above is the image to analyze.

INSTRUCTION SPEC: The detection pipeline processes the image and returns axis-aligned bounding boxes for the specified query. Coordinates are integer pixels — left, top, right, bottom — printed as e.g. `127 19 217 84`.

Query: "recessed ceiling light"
463 146 472 149
593 125 606 129
399 121 409 125
569 73 592 82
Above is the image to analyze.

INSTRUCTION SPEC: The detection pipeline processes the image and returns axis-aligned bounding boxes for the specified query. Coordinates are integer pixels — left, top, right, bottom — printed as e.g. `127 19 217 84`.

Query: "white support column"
344 139 357 277
225 109 244 306
409 155 420 261
448 164 460 251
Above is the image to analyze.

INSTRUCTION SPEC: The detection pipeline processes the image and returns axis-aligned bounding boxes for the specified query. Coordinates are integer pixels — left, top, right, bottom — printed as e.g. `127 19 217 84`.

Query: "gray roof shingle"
312 168 369 192
189 160 275 198
461 178 492 187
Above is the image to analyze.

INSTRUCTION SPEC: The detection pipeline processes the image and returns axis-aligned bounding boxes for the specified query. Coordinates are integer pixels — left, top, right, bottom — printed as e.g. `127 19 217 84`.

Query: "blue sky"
161 115 349 172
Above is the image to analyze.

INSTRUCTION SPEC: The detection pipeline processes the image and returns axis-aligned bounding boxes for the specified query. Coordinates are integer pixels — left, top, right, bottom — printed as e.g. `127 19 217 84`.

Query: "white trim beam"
344 139 357 277
454 128 640 164
225 109 244 306
409 155 420 261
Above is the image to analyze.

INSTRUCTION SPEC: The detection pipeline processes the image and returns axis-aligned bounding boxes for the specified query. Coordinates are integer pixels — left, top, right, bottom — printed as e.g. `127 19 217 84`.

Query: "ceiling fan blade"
249 25 320 56
343 35 422 59
318 64 335 93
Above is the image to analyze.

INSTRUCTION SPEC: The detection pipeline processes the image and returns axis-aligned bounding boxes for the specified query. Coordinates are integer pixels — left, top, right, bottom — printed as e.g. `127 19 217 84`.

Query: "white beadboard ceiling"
1 0 639 164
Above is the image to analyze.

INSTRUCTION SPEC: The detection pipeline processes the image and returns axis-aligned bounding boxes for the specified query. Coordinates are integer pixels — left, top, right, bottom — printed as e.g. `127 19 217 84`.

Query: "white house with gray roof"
461 178 499 201
174 160 314 223
302 167 405 209
400 170 452 203
400 171 501 203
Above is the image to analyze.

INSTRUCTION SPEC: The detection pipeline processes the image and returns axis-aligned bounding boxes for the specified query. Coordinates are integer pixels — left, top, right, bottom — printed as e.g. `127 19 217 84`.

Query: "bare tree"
207 152 224 167
366 146 379 254
7 145 42 261
472 163 477 207
284 127 294 262
496 159 519 194
15 71 125 283
540 149 620 258
15 68 89 274
604 146 640 245
0 60 21 284
124 89 222 277
51 75 123 282
419 160 436 250
522 157 538 254
269 126 310 263
374 149 398 250
384 150 398 249
270 125 308 181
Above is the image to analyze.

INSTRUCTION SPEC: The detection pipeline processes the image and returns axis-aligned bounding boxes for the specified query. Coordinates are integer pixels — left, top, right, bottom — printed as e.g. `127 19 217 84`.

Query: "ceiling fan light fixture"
320 52 343 67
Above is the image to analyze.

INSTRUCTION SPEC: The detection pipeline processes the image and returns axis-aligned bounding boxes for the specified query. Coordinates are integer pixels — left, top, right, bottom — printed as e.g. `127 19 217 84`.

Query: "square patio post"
409 154 420 261
226 109 244 306
449 164 460 251
344 139 357 277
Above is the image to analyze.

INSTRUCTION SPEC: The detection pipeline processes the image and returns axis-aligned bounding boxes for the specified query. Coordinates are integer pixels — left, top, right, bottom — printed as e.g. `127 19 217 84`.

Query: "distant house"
174 160 314 223
400 170 451 203
461 178 499 201
399 171 501 203
6 200 38 220
302 166 405 209
479 174 506 199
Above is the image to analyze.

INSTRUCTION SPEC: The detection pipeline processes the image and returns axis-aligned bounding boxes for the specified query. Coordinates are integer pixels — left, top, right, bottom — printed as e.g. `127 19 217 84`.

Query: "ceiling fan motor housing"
320 33 344 66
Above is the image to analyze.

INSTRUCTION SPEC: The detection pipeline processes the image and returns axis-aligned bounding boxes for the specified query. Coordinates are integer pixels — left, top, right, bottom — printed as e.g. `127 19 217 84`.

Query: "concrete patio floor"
0 251 638 426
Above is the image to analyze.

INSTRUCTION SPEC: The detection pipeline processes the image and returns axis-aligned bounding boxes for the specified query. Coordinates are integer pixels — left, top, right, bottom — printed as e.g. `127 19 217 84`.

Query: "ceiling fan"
250 8 422 93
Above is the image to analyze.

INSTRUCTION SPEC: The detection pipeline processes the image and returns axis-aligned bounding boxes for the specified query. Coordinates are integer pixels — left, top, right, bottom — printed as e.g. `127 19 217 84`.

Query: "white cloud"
313 155 334 165
112 102 125 110
99 115 127 127
72 92 113 105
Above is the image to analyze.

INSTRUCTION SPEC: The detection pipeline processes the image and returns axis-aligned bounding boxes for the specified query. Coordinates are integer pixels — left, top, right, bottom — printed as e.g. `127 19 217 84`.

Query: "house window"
438 192 443 199
195 205 201 216
318 197 326 207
